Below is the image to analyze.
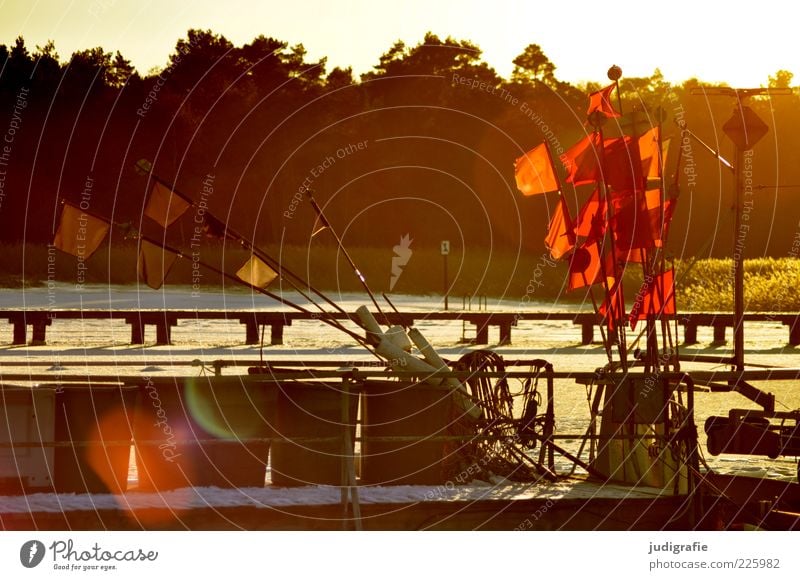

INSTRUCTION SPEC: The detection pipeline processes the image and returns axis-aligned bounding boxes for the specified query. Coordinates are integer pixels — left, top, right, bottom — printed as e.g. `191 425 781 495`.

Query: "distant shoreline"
2 243 798 310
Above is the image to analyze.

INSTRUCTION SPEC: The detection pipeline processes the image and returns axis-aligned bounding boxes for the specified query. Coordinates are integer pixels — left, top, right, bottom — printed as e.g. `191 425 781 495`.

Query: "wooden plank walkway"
2 309 799 347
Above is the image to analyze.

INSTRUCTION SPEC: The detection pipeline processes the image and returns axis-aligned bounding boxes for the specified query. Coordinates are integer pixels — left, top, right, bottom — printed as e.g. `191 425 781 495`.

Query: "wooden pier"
2 309 800 347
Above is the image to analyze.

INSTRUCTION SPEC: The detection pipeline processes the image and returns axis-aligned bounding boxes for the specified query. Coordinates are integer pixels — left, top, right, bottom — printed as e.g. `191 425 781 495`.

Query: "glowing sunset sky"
0 0 795 87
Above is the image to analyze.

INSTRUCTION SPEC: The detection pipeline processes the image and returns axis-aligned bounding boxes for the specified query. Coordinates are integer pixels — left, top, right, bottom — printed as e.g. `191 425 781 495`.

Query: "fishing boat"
1 67 798 532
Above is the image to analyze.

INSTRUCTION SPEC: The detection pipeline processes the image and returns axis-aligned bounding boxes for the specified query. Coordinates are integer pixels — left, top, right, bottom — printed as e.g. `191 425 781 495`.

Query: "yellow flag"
144 181 191 228
137 240 178 290
52 202 110 258
236 255 278 288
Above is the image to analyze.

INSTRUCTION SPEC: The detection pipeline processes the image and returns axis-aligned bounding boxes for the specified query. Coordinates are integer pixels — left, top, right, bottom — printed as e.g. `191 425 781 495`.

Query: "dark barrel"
270 382 358 486
360 380 454 485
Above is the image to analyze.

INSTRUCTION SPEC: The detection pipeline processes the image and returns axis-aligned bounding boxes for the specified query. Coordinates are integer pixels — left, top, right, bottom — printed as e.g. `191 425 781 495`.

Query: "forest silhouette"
1 30 798 264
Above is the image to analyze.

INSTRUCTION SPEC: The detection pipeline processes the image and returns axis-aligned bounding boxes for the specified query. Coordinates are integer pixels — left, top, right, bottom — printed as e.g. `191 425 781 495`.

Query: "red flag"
545 195 575 260
599 280 626 331
561 133 602 186
562 134 642 191
515 142 560 196
630 268 675 330
144 181 191 228
587 83 620 118
603 136 645 192
612 190 678 256
575 188 605 241
568 240 615 291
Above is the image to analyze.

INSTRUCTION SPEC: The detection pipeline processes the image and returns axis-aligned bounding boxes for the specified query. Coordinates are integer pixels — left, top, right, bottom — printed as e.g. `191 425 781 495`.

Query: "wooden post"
684 322 698 345
30 321 49 345
712 324 727 344
270 324 284 346
787 318 800 346
243 318 259 345
581 323 594 345
128 316 144 344
340 378 361 530
498 321 512 345
11 319 26 345
473 316 489 345
155 321 172 345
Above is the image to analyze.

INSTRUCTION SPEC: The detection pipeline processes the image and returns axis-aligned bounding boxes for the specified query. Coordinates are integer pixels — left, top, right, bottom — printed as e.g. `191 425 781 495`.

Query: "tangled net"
445 350 553 482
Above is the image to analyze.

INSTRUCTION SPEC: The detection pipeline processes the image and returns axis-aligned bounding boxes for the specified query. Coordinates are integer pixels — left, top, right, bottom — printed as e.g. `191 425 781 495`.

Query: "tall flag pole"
306 191 387 319
587 88 628 369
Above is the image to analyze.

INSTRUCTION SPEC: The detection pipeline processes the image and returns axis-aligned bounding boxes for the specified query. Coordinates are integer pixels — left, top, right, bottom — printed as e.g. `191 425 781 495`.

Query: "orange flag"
137 239 178 290
587 83 620 118
561 133 602 186
52 202 110 258
514 142 560 196
144 181 191 228
544 195 575 260
638 127 660 179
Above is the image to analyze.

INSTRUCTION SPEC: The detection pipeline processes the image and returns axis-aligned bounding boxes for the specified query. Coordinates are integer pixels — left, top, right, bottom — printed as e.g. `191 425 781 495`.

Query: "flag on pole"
560 133 602 186
587 83 620 118
144 181 191 228
599 280 626 331
236 255 278 288
311 214 328 237
603 136 645 192
52 202 110 258
514 142 560 196
544 195 575 260
638 127 670 180
137 239 178 290
575 188 605 241
200 213 228 240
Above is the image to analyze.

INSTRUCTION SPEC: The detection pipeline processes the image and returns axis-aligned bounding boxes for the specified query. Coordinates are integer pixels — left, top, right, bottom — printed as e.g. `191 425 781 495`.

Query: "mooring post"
11 317 26 345
712 323 727 344
786 317 800 346
683 321 698 345
270 324 284 345
242 316 259 345
473 316 489 345
30 320 49 345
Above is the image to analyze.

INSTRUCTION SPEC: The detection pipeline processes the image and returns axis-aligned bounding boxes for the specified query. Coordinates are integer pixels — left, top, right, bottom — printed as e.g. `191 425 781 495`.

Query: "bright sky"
0 0 796 86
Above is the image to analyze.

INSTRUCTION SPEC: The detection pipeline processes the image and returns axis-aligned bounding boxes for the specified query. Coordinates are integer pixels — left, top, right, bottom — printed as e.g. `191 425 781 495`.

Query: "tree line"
1 30 798 266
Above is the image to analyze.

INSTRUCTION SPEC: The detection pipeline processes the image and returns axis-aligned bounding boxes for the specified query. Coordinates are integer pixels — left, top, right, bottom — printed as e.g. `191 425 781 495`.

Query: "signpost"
441 240 450 310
